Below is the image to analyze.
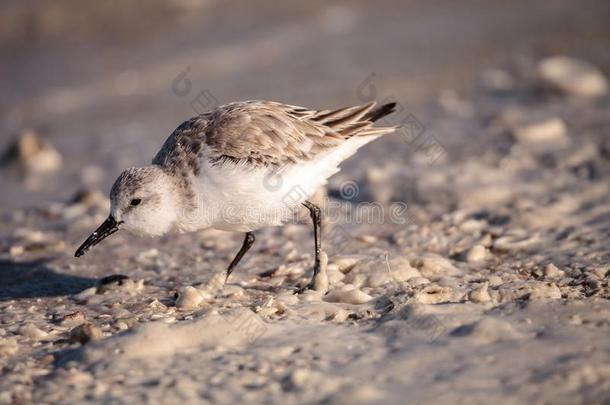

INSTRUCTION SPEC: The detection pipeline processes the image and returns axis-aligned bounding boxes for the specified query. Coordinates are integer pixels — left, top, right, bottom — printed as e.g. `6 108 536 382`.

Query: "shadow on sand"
0 259 96 300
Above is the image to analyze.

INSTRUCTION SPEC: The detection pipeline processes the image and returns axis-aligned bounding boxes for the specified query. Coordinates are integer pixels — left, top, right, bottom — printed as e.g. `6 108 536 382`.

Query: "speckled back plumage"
152 100 397 175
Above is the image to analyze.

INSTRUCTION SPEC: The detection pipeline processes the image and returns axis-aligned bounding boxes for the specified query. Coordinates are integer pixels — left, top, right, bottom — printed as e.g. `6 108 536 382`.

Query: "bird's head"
75 166 178 257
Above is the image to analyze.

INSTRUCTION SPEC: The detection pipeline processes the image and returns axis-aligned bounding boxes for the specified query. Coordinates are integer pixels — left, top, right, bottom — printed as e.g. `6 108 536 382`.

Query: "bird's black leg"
226 232 255 282
297 200 322 292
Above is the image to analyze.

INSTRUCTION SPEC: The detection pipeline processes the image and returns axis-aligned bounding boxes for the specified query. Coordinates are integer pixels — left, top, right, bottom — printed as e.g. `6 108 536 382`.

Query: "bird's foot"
293 281 315 295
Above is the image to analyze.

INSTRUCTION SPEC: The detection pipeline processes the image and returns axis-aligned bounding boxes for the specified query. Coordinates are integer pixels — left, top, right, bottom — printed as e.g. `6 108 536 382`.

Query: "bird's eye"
130 198 142 206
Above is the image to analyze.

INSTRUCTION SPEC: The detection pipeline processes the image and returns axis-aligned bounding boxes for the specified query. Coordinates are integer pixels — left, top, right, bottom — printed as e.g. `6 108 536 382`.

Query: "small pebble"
175 286 204 310
73 287 97 303
298 290 324 303
0 338 18 357
70 323 102 344
481 68 514 92
276 292 299 306
344 273 367 288
459 219 487 232
538 56 608 98
417 255 462 279
19 323 49 341
324 285 373 305
136 248 159 262
487 275 503 287
469 282 491 303
356 235 378 244
96 274 142 294
329 308 350 322
57 311 86 327
9 245 25 256
512 117 569 150
463 317 523 343
529 282 562 300
493 232 541 252
326 265 345 285
407 277 430 287
497 281 561 302
414 285 463 304
466 244 487 263
543 263 565 279
387 256 421 281
69 188 109 209
220 284 244 298
257 307 279 317
1 129 63 174
289 368 311 389
332 255 365 273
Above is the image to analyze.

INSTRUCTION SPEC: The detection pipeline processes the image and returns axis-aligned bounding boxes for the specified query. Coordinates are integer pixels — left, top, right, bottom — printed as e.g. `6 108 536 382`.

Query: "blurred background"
1 0 610 210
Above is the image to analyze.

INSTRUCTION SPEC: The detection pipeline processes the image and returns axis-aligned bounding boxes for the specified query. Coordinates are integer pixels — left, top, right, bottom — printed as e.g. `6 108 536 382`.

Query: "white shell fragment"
19 323 49 341
493 232 542 252
539 56 608 98
414 285 464 304
512 117 569 150
324 284 373 305
469 282 491 303
417 255 462 280
331 255 366 273
0 338 18 357
464 317 524 344
69 323 103 344
497 281 562 303
175 286 205 310
543 263 565 279
96 275 143 295
2 129 63 174
466 244 487 263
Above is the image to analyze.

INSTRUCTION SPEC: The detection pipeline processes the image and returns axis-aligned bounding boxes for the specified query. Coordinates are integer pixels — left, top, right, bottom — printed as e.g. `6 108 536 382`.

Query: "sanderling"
75 100 397 290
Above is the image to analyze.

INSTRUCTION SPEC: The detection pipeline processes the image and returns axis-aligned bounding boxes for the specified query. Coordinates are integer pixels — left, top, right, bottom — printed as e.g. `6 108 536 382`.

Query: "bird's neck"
167 170 214 233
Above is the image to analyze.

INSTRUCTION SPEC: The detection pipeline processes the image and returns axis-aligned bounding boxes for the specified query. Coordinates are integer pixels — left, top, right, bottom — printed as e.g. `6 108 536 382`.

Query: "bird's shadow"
0 259 96 300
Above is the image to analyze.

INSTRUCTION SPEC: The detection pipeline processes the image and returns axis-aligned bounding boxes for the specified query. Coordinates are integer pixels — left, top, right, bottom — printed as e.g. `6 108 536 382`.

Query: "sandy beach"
1 1 610 403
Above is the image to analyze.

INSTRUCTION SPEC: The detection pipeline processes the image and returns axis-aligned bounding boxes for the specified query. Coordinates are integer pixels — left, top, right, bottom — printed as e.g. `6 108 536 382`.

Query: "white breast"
180 135 381 233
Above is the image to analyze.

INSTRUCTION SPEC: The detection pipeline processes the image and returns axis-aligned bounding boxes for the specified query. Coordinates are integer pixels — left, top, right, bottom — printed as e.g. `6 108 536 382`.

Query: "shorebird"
75 100 397 291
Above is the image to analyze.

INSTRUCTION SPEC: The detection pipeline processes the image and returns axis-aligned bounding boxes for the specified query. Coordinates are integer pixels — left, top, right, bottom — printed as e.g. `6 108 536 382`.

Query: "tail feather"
312 101 398 139
314 102 399 176
357 102 398 137
366 102 397 122
358 126 397 137
313 102 374 124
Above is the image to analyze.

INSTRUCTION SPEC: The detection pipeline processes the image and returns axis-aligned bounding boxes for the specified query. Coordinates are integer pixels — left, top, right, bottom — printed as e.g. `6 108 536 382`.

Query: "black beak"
75 216 121 257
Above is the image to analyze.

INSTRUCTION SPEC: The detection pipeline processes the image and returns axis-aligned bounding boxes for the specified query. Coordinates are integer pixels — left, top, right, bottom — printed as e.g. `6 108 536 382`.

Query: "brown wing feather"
153 100 396 173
